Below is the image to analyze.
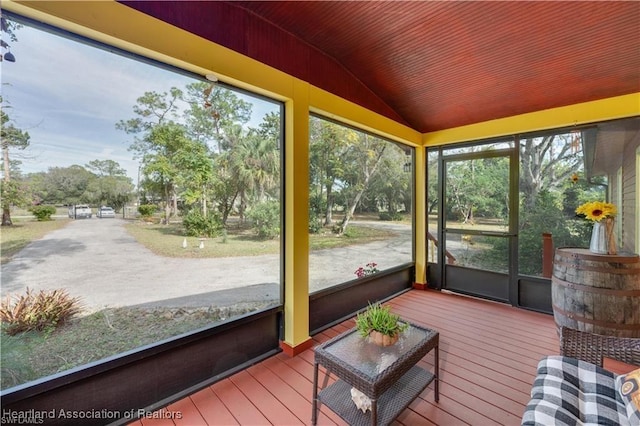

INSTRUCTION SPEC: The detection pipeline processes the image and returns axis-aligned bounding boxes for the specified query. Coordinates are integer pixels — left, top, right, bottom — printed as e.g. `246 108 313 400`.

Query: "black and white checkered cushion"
522 356 629 426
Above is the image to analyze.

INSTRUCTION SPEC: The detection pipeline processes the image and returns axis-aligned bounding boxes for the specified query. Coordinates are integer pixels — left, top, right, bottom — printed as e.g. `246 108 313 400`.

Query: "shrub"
137 204 157 218
248 201 280 239
308 194 326 234
0 288 82 336
182 210 223 238
308 216 323 234
379 211 403 221
29 205 57 221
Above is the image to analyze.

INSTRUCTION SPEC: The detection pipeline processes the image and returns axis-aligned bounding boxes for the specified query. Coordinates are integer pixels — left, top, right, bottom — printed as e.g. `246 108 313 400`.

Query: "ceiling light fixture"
1 39 15 62
3 49 15 62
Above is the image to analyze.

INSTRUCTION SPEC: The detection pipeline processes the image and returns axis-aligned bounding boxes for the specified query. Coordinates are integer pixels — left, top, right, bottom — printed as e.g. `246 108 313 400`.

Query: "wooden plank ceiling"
123 1 640 133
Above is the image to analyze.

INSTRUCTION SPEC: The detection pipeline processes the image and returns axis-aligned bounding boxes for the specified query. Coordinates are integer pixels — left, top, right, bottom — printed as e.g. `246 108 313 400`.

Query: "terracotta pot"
369 330 399 346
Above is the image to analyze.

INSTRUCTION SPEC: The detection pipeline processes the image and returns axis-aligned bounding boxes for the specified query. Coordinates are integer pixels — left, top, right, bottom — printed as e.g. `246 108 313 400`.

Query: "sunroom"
0 1 638 425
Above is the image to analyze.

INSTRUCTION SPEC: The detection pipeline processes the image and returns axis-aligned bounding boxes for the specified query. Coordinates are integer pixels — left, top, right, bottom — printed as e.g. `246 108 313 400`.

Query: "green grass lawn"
1 303 269 389
0 219 71 264
310 224 395 250
124 219 396 258
125 221 280 257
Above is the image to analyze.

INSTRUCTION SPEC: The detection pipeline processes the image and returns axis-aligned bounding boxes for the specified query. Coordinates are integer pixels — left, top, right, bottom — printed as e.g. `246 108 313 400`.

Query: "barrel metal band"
556 250 640 264
554 259 640 275
553 276 640 296
552 304 640 330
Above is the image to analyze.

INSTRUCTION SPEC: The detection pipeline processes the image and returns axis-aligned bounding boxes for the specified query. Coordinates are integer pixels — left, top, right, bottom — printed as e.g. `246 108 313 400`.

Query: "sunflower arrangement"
575 201 617 222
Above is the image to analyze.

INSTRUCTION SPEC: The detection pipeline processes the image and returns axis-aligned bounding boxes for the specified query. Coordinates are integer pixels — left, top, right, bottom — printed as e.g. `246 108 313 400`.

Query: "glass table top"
319 324 434 379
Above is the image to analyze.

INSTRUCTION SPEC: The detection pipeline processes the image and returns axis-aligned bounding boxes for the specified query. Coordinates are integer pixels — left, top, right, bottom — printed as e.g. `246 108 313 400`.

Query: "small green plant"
355 302 408 338
29 205 57 221
308 217 322 234
308 194 326 234
137 204 157 219
379 211 403 221
0 288 82 336
182 210 223 238
247 201 280 239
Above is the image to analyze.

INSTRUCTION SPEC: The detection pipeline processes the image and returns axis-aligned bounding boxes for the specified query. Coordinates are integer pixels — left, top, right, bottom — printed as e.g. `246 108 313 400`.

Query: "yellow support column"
413 145 428 289
280 79 313 356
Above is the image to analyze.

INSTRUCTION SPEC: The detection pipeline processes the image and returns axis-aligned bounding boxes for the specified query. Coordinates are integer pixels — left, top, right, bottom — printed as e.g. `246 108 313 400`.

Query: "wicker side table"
311 323 439 426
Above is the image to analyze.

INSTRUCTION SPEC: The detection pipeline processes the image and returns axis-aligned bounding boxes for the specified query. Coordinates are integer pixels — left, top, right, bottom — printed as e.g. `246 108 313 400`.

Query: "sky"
2 19 278 182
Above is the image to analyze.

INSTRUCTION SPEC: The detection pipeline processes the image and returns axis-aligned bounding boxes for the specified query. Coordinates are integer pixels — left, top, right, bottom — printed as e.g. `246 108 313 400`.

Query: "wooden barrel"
552 247 640 337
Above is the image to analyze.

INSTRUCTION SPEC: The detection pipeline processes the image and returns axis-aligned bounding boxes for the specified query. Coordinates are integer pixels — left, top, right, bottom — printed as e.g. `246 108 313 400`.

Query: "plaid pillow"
616 367 640 426
522 356 628 426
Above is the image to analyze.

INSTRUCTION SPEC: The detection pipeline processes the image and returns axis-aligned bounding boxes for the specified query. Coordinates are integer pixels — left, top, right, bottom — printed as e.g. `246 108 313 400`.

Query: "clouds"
1 23 190 180
3 20 280 182
5 24 190 121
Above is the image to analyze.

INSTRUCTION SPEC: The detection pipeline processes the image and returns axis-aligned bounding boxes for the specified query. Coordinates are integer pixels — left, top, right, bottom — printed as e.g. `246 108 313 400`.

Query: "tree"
1 12 21 62
84 160 133 210
309 117 358 226
24 171 47 205
85 159 127 177
174 140 214 216
117 89 183 220
445 156 509 224
119 84 259 225
39 165 95 205
86 175 133 211
138 123 192 224
219 124 252 224
210 152 239 225
256 111 281 143
183 82 252 152
116 89 182 135
336 133 387 234
233 131 279 201
1 104 31 226
520 133 582 211
517 132 593 275
1 13 21 43
427 151 439 214
368 148 411 214
181 82 255 221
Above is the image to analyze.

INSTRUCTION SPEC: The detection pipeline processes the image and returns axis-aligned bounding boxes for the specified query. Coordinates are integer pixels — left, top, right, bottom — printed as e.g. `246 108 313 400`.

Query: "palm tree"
226 129 279 223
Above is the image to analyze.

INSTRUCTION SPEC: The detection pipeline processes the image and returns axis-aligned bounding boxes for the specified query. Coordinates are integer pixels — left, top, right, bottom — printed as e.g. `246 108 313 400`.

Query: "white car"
97 206 116 218
69 204 92 219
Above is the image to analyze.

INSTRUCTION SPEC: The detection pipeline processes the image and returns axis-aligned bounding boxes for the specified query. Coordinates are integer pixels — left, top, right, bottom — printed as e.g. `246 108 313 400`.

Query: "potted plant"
355 302 409 346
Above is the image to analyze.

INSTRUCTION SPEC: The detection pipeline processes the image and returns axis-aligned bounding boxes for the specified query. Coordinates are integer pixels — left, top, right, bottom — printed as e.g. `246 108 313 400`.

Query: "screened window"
308 115 414 292
518 131 599 276
0 16 283 390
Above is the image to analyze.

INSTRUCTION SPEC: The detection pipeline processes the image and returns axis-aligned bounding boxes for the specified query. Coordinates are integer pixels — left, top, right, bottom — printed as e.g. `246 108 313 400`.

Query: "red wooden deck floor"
131 289 559 425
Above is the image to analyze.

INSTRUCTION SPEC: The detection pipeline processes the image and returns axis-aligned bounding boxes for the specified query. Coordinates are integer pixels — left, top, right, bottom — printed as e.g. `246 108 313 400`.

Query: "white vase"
589 218 617 255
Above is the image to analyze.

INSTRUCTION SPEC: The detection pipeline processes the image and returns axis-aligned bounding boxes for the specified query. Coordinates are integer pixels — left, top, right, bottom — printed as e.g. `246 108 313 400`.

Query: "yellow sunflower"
575 201 617 222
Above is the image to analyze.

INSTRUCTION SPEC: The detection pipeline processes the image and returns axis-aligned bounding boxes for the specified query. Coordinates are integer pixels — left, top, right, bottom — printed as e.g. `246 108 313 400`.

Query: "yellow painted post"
413 145 428 287
280 80 312 355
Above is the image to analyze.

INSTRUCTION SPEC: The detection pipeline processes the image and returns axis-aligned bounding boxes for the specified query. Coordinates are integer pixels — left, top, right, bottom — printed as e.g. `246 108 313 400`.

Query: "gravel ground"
1 219 413 311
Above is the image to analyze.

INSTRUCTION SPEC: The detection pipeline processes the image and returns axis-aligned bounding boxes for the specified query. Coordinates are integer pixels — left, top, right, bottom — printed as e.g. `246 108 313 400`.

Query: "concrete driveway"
1 218 412 311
